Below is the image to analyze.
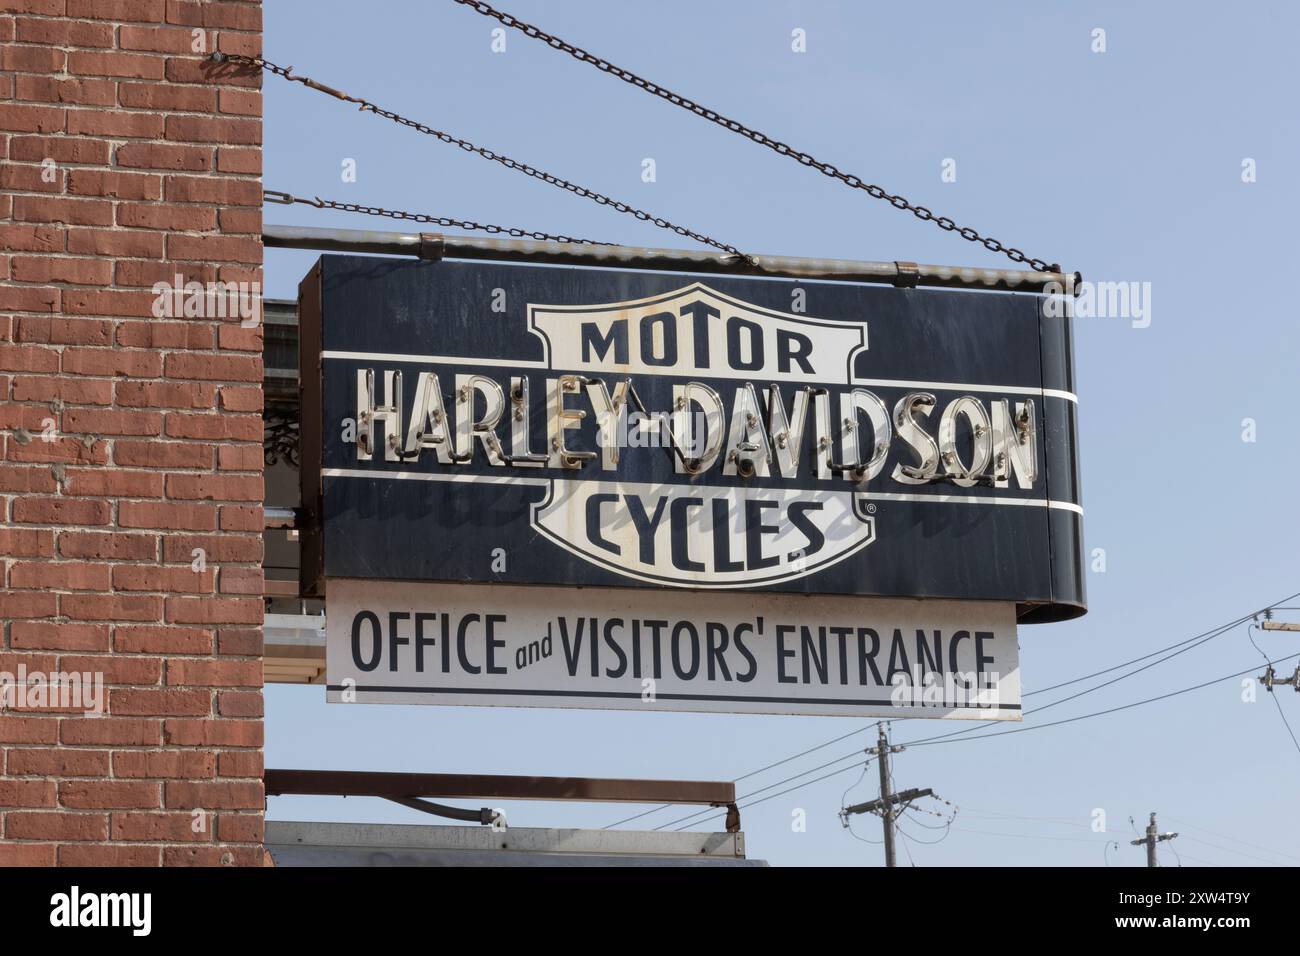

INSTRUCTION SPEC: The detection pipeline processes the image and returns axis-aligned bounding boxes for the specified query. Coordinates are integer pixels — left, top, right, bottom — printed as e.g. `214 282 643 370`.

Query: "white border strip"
321 468 1083 515
321 350 1078 405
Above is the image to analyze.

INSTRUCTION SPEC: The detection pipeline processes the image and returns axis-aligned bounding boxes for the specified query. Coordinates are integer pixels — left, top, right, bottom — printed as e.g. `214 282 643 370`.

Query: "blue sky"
261 0 1300 866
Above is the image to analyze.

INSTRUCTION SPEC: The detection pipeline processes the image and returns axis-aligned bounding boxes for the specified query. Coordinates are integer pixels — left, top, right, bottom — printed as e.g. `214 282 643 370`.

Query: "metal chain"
452 0 1060 274
212 52 754 263
263 189 617 245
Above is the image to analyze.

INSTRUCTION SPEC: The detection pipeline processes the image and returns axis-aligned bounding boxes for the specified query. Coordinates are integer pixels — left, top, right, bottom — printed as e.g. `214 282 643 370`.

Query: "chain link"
452 0 1059 274
214 52 754 263
264 189 617 245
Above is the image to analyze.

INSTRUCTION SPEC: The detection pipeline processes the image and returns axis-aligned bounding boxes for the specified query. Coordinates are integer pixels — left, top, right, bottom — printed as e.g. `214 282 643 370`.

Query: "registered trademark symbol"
865 503 877 514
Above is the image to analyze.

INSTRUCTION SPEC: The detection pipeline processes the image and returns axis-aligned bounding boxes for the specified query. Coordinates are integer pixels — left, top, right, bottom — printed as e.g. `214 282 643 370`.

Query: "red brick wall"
0 0 265 866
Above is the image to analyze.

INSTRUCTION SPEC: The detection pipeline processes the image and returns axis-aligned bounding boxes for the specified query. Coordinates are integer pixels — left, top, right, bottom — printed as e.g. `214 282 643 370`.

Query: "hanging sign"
325 578 1021 719
299 256 1084 622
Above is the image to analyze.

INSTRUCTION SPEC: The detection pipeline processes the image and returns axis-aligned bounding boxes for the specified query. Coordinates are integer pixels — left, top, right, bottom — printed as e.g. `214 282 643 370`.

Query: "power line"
1165 815 1300 865
1248 623 1300 757
451 0 1063 273
605 591 1300 830
655 648 1300 832
212 52 752 261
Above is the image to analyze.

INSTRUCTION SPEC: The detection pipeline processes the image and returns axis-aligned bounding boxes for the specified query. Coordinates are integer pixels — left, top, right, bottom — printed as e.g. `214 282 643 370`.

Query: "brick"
61 467 164 497
2 45 66 74
119 24 213 53
120 500 217 531
11 255 112 285
165 411 261 441
12 621 109 651
59 531 156 561
217 323 262 352
113 750 215 779
110 687 210 717
0 845 56 866
116 201 216 231
167 0 261 31
216 146 259 174
217 813 263 843
219 504 262 532
217 751 262 778
110 811 209 842
218 88 261 117
166 473 262 501
19 314 113 347
165 595 260 625
6 434 109 465
0 715 59 744
0 465 57 494
218 567 263 595
165 113 259 145
64 407 162 436
7 812 109 841
162 534 260 564
14 194 112 226
119 81 216 113
0 284 59 312
16 75 116 107
0 591 58 620
59 844 160 866
15 18 114 47
0 343 59 371
7 749 109 776
0 103 65 134
162 718 261 747
112 564 214 593
114 259 216 288
60 780 159 810
60 717 160 746
64 288 159 319
60 593 162 622
117 380 216 409
59 654 161 685
63 346 163 377
67 51 165 81
115 625 212 655
163 846 262 867
0 159 65 191
12 497 110 526
169 659 260 687
217 445 262 471
116 140 213 171
68 168 162 200
10 134 109 165
114 440 213 469
68 0 164 20
0 779 57 807
115 320 213 350
0 222 65 253
165 53 259 86
165 780 261 811
216 690 262 716
66 227 164 258
217 206 260 235
163 176 260 207
216 627 262 657
10 561 110 590
0 527 56 557
166 352 261 382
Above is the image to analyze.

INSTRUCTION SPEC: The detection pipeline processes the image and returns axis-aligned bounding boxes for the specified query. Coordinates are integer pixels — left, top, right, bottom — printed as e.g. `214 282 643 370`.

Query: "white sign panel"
326 579 1021 720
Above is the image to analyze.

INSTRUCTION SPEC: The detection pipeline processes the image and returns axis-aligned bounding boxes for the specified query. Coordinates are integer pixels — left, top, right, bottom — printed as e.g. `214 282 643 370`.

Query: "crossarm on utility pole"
843 787 934 818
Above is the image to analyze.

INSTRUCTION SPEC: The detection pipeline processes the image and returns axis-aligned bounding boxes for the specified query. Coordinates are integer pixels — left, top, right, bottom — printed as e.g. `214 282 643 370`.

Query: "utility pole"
841 723 933 867
1131 812 1178 867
